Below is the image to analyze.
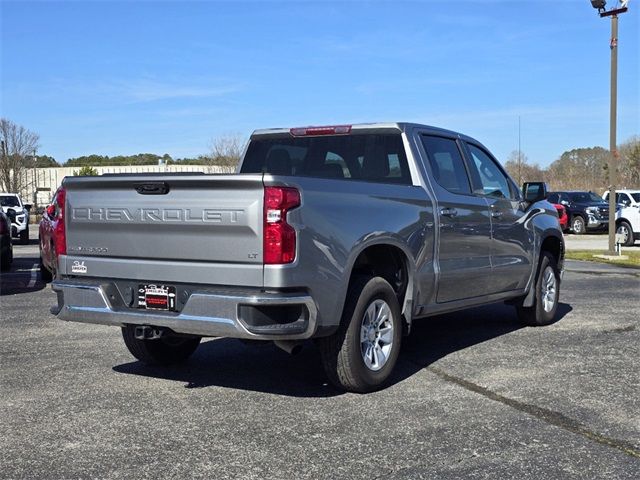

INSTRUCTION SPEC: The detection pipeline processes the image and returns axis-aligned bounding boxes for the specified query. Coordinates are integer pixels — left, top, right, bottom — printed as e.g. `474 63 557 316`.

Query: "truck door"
419 135 494 303
462 142 532 293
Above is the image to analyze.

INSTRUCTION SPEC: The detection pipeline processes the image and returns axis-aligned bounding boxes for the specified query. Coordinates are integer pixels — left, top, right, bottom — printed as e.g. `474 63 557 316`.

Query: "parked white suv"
0 193 30 244
615 207 640 247
603 189 640 209
603 190 640 246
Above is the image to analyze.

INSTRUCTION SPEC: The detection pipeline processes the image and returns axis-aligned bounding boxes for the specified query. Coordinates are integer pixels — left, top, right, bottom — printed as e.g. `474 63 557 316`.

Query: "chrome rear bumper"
51 279 318 341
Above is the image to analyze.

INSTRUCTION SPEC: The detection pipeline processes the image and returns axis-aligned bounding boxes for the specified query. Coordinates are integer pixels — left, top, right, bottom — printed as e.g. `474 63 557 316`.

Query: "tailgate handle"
134 182 170 195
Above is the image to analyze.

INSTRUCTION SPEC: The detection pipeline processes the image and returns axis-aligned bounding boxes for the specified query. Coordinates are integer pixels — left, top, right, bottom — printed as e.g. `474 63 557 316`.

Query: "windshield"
569 192 604 203
0 195 20 207
632 193 640 203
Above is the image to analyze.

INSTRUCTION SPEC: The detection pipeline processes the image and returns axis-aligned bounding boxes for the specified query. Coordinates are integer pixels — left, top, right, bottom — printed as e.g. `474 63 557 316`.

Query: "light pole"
32 148 38 208
589 0 628 255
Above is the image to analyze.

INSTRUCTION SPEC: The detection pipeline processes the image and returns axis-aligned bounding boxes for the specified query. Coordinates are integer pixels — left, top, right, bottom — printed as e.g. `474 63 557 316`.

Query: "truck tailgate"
61 174 264 286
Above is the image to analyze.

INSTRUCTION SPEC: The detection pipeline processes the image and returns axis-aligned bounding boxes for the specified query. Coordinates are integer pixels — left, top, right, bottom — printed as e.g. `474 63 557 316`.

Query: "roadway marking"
27 263 39 288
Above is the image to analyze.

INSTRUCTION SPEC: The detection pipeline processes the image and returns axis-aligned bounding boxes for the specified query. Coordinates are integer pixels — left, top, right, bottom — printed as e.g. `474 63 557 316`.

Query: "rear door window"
241 134 411 184
420 135 471 194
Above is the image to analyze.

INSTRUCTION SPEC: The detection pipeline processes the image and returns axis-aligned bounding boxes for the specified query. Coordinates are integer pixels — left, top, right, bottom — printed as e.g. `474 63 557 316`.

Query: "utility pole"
607 13 619 255
33 148 38 208
589 0 628 255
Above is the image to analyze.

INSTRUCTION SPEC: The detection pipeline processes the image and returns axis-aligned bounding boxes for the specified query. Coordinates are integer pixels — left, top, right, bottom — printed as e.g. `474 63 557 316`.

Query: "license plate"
138 284 176 311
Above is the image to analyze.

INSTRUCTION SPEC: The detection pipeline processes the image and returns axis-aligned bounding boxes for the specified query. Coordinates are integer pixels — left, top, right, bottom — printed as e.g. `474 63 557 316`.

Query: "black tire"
571 215 586 235
39 255 53 282
20 227 29 245
317 276 402 393
0 252 11 272
516 252 560 326
121 326 201 365
616 221 635 247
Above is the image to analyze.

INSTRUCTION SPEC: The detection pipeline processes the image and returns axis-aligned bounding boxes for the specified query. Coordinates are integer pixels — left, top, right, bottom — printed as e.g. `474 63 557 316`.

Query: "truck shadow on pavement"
395 302 572 377
113 302 572 397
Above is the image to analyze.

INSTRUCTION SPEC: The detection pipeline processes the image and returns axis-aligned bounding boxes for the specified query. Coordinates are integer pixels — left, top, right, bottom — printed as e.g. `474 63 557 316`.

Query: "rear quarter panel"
263 176 433 330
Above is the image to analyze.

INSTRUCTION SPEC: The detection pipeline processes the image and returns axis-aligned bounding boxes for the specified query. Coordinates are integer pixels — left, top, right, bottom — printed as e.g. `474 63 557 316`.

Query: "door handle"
491 210 503 218
440 207 458 217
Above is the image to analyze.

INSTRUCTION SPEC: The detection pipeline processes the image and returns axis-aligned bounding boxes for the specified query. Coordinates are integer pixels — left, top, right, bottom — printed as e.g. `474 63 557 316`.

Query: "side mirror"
560 200 570 206
522 182 548 203
45 204 56 218
24 204 32 211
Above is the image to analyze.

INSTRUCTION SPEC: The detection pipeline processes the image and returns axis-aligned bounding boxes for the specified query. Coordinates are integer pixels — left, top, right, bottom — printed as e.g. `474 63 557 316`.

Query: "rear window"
240 134 412 185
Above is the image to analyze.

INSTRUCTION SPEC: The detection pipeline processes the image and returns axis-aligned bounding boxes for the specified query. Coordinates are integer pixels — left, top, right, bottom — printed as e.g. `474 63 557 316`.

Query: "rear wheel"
318 276 402 393
121 326 201 365
571 215 585 235
616 221 635 247
516 252 560 326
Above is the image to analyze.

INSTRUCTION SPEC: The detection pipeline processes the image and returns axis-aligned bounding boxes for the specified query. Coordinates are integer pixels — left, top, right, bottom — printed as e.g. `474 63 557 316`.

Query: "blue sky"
1 0 638 166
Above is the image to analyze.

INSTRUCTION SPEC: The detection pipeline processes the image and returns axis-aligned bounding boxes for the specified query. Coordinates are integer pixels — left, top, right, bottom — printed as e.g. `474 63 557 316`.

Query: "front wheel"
516 252 560 326
571 216 585 235
121 326 201 365
616 221 635 247
317 276 402 393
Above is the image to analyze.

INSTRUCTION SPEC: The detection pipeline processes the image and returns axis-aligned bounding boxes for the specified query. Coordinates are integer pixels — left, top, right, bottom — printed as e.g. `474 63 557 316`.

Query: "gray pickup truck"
51 123 564 392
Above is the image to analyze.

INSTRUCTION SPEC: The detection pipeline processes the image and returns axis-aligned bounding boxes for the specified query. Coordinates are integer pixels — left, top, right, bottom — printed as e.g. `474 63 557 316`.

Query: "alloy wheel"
360 299 394 371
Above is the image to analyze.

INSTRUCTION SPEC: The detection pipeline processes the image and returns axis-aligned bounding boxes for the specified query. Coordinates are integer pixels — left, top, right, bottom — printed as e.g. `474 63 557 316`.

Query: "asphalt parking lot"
1 241 639 479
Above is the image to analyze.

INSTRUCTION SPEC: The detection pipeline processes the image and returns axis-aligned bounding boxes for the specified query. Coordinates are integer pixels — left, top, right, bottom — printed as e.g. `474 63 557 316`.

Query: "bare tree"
504 150 544 185
545 147 608 192
618 136 640 188
0 118 40 193
207 134 245 172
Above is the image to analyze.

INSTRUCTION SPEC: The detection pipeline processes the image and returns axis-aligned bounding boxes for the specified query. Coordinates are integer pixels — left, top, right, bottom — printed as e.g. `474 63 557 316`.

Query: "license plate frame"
137 284 177 311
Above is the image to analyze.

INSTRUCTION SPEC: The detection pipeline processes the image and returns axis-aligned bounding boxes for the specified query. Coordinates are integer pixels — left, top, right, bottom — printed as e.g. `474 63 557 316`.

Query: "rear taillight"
54 187 67 255
264 186 300 264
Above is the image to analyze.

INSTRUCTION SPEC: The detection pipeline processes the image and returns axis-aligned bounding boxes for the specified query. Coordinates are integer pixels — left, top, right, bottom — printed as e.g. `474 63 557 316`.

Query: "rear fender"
340 236 417 330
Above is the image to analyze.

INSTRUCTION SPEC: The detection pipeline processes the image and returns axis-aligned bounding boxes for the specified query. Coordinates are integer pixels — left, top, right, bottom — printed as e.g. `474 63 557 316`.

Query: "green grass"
565 249 640 268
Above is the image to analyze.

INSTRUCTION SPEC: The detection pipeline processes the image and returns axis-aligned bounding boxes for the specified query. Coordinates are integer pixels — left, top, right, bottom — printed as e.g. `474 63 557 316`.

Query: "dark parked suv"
547 191 610 234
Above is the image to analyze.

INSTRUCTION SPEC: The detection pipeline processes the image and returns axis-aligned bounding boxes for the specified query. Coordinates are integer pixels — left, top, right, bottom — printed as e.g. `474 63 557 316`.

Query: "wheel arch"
522 231 564 308
540 234 563 267
344 240 416 334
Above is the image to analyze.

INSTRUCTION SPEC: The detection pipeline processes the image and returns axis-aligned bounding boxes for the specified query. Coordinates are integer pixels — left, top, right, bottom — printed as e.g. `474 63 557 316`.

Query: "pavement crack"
425 365 640 460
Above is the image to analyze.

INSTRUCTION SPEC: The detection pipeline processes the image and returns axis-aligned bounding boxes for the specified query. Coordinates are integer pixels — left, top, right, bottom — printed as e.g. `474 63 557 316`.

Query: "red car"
39 187 66 281
552 203 569 232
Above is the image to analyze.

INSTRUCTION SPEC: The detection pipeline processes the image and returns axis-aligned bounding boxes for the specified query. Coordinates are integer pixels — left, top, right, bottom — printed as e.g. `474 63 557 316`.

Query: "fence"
11 164 235 209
